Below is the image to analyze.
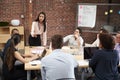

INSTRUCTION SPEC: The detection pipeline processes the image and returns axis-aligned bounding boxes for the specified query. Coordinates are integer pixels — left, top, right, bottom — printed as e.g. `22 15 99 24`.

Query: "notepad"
31 47 44 54
29 60 41 64
78 60 89 67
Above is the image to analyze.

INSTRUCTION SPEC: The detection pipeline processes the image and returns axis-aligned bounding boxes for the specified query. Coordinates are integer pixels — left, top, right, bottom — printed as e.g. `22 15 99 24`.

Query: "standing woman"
29 12 47 46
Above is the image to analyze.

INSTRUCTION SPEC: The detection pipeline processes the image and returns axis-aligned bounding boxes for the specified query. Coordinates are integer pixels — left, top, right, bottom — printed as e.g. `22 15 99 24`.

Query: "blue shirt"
41 49 78 80
1 39 11 61
89 49 119 80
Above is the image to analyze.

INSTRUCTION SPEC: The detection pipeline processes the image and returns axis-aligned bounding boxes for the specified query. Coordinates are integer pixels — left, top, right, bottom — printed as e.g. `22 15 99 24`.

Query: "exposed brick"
0 0 120 45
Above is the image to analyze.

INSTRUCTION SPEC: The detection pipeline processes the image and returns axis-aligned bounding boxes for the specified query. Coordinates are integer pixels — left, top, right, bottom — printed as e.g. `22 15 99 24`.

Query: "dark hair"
35 12 46 32
11 34 21 46
99 33 115 49
5 34 21 70
11 28 19 36
76 27 82 34
99 28 108 34
51 34 63 49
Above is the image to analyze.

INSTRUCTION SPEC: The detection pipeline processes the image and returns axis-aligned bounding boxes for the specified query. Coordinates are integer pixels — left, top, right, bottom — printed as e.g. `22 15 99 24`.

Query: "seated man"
114 32 120 73
89 33 120 80
114 32 120 59
63 27 84 48
41 34 78 80
1 28 19 60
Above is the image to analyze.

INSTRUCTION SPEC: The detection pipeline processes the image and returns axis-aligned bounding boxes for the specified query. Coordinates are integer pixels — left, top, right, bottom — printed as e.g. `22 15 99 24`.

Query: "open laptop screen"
84 47 99 59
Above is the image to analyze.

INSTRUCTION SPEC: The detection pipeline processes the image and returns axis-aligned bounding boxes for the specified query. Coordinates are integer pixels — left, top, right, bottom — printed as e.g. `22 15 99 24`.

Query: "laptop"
84 47 99 60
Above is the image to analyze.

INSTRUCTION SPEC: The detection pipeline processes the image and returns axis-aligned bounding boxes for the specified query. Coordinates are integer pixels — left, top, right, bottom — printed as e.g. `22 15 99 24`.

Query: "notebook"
31 47 47 59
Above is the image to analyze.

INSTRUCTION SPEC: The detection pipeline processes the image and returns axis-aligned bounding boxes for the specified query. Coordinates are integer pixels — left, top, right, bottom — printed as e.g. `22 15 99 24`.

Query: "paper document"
78 60 89 67
31 47 44 54
29 60 41 64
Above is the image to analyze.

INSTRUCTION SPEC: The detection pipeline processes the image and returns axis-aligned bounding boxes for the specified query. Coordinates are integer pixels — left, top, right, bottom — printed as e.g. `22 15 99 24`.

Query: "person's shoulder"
113 50 119 54
63 52 74 58
95 49 113 55
32 21 38 24
5 39 11 45
93 49 102 55
3 38 11 50
41 54 51 62
41 55 48 60
65 34 74 38
69 34 74 36
64 53 78 62
79 36 84 40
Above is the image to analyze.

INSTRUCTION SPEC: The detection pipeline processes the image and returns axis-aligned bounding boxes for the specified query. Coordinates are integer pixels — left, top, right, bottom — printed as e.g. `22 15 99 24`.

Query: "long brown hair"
35 12 46 32
5 34 21 70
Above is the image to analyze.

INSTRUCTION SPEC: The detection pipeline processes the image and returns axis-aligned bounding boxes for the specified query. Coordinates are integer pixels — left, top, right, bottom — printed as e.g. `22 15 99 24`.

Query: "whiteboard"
77 5 97 28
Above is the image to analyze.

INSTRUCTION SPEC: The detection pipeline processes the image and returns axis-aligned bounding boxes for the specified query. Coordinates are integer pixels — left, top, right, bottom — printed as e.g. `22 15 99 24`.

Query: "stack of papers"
31 47 44 54
78 60 89 67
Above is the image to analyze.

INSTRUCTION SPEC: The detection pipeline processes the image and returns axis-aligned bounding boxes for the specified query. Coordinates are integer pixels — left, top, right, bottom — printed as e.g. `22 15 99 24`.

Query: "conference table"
24 46 89 80
24 46 120 80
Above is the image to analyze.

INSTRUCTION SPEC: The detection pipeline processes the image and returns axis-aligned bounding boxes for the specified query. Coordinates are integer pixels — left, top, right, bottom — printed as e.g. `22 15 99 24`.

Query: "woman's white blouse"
30 21 47 45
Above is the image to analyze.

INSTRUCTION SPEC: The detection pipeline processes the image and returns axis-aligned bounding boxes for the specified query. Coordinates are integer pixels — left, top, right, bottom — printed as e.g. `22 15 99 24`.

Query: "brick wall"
0 0 120 45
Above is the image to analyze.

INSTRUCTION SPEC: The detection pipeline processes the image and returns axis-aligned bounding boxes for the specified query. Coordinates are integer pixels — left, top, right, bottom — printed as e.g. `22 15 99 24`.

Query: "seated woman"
89 33 120 80
2 34 40 80
91 28 108 47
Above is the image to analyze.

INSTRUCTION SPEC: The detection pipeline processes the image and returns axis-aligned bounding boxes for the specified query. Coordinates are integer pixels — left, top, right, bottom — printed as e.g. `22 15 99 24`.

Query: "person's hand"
28 54 39 61
74 33 79 40
31 34 37 37
22 53 34 57
25 58 31 63
74 29 80 40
